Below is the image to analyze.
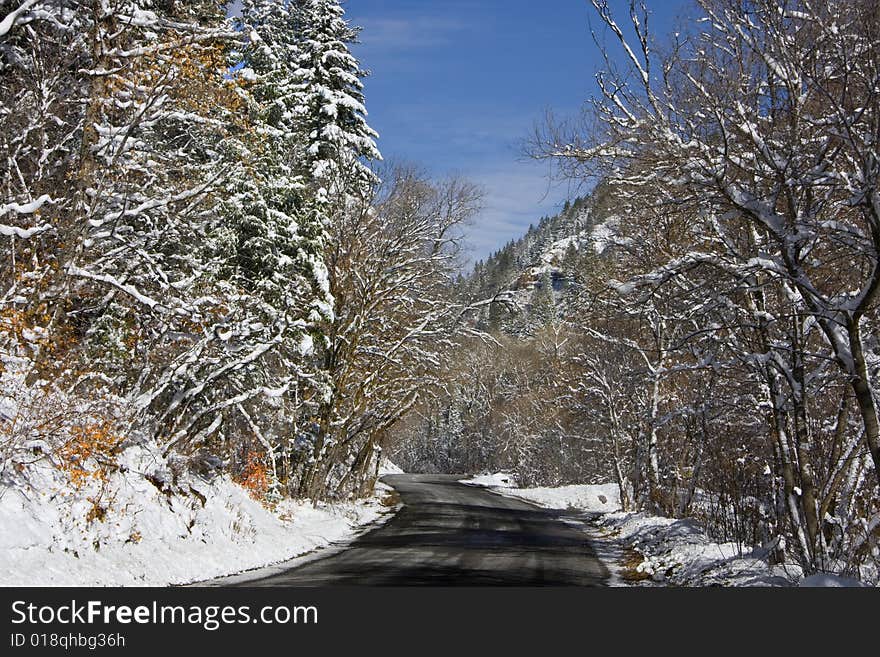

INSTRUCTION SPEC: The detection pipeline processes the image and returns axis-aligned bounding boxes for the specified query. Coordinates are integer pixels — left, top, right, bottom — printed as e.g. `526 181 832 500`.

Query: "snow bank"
799 574 870 588
0 442 390 587
459 475 620 514
378 459 404 475
597 512 798 587
479 478 792 586
459 472 516 487
497 483 621 513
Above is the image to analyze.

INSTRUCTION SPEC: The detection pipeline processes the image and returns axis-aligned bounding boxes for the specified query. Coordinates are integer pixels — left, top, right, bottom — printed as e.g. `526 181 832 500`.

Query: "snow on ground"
459 472 516 488
459 474 620 513
0 442 395 587
799 574 870 588
465 474 840 586
378 459 404 475
591 216 619 254
498 483 621 513
595 512 799 587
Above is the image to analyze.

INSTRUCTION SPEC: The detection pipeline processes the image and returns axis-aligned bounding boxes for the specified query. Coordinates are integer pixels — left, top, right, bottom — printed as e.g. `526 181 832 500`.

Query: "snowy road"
222 474 609 586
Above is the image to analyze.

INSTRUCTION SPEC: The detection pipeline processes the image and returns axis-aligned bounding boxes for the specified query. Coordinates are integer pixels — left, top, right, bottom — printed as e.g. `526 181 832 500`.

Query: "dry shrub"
56 420 123 488
620 549 652 583
235 452 270 501
0 357 126 502
85 496 108 524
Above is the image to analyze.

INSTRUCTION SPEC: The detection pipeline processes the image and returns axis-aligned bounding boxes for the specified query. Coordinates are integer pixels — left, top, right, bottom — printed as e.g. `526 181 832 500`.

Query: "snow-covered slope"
459 472 516 488
0 441 392 586
596 512 797 587
378 458 404 475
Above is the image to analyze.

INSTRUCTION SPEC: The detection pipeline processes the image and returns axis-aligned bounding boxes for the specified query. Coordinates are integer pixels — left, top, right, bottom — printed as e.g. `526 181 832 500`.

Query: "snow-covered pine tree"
179 0 345 494
246 0 383 498
290 0 381 207
233 0 333 326
528 270 556 332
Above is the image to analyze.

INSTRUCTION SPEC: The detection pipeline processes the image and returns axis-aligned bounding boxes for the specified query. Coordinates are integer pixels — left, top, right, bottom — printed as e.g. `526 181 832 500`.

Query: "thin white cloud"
356 16 469 53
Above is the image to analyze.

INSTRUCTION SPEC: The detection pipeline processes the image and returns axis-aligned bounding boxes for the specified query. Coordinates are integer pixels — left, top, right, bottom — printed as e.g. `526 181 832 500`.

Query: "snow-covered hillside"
0 442 394 586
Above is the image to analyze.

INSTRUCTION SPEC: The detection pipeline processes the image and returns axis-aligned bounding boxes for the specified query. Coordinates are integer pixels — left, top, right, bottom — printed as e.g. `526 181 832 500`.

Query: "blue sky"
230 1 690 263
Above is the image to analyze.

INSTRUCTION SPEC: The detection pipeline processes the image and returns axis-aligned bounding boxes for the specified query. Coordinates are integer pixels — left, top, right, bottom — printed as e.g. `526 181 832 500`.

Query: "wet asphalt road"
224 474 609 586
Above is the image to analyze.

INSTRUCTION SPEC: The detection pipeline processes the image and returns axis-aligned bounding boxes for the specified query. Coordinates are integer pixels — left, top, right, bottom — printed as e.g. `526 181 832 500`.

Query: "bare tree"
298 166 483 499
534 0 880 488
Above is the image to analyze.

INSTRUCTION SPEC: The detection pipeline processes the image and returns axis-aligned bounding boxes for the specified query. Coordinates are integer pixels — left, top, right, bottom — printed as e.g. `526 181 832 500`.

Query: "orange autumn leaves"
56 420 122 489
236 453 270 501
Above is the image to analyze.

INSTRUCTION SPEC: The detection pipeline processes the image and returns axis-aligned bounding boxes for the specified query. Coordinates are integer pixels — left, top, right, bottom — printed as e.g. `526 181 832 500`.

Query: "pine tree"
290 0 381 206
528 271 556 331
155 0 343 492
562 242 580 276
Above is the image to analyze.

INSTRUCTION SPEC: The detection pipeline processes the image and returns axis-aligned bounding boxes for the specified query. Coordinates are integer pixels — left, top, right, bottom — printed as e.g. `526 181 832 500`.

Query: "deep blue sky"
231 1 691 263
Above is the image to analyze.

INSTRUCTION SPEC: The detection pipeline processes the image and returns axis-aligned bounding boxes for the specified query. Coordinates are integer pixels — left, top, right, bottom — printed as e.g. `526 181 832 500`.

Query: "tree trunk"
791 318 819 562
847 318 880 489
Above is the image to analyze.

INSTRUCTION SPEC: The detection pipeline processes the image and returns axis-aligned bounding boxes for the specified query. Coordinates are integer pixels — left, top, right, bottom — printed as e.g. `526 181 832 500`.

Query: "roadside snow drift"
467 475 874 586
460 474 621 514
0 442 391 586
596 512 797 587
498 483 621 513
459 472 516 488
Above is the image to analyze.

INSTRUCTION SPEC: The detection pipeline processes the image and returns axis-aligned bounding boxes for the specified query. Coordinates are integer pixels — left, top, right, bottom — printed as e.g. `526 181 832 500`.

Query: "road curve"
227 474 609 586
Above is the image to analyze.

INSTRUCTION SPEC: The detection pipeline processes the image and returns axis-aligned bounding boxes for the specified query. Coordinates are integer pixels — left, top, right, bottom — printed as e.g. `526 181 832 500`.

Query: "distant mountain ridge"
463 192 616 335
